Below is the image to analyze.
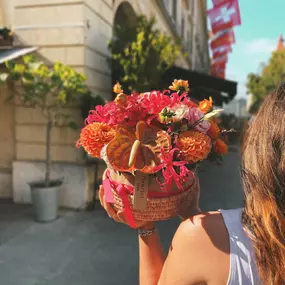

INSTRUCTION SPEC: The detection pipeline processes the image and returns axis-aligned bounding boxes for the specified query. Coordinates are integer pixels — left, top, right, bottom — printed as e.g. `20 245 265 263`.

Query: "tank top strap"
220 208 261 285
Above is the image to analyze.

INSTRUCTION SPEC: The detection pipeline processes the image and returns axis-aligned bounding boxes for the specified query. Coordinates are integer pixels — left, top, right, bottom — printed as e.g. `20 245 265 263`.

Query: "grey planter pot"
29 180 62 223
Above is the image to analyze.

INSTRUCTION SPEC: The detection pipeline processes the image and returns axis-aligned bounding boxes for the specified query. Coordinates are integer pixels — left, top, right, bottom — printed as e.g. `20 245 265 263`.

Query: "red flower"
153 148 194 191
141 91 171 115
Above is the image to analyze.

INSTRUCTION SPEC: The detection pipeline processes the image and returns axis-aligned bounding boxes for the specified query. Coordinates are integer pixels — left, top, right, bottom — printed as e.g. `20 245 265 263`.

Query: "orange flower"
199 97 213 114
207 120 220 139
169 79 190 93
115 93 128 105
214 138 228 155
113 82 123 94
176 131 212 163
77 123 115 158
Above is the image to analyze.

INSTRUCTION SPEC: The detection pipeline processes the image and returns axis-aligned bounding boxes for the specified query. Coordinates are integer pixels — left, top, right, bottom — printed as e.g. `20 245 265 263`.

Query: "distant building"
223 98 250 118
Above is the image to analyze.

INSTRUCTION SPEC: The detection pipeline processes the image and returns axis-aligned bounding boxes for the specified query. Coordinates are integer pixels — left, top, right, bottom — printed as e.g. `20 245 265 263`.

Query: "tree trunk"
45 119 52 187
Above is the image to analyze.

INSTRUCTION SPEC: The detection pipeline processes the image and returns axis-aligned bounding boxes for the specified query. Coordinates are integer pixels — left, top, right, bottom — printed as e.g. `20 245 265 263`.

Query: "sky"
207 0 285 99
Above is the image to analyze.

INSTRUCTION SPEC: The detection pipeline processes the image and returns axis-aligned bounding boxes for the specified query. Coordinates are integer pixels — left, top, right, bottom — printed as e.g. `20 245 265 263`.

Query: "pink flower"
153 148 194 192
86 93 149 127
141 91 171 115
186 107 210 133
169 92 188 106
86 105 110 125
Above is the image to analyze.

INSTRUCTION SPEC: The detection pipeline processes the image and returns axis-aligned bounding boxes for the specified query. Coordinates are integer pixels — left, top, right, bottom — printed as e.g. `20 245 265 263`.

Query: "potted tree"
0 55 87 222
0 27 13 47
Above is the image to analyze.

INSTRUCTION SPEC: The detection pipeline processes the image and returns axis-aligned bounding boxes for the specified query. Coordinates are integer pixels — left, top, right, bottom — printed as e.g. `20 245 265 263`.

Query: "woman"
99 85 285 285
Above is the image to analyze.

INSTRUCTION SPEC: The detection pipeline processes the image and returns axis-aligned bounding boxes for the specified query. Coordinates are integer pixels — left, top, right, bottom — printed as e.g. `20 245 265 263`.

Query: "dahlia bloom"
169 79 190 93
199 97 213 114
207 120 220 139
76 122 116 158
214 138 228 155
176 131 212 163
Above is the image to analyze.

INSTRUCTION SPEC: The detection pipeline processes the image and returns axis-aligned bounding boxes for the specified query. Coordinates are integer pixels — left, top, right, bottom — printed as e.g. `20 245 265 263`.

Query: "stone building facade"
0 0 210 208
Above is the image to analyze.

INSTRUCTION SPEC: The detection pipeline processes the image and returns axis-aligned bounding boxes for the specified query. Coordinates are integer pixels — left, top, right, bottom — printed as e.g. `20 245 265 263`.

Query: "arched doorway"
110 2 137 94
113 1 137 36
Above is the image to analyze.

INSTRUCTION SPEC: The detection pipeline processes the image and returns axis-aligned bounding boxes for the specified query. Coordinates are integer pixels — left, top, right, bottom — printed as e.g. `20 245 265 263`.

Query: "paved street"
0 148 243 285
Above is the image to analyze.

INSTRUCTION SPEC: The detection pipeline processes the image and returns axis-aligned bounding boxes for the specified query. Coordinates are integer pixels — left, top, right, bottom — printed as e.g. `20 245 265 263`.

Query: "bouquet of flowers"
77 80 228 227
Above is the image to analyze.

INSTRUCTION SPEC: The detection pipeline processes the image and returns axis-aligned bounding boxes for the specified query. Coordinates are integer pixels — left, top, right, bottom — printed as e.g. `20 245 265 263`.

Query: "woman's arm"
138 224 165 285
138 178 201 285
99 187 165 284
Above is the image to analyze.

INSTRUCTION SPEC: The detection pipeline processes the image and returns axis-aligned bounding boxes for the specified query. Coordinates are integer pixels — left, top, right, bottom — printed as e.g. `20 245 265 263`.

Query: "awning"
163 66 238 106
0 47 39 64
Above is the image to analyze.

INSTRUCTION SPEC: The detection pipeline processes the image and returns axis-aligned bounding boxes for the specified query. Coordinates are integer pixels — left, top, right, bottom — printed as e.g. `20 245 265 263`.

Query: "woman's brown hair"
242 84 285 284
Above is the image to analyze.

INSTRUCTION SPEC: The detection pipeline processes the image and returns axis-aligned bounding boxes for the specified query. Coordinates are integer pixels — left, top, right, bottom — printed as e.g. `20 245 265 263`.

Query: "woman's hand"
98 186 154 230
178 179 201 220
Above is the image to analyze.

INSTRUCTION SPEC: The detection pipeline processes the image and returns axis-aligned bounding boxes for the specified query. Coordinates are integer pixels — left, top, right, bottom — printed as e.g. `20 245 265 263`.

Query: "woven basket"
106 169 197 221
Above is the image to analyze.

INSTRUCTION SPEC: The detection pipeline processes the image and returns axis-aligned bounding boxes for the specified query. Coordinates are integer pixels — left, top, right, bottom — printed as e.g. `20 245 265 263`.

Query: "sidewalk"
0 149 243 285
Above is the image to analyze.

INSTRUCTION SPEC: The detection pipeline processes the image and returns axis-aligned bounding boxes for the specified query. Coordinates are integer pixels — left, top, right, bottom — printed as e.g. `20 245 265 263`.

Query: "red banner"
210 29 235 49
211 67 225 79
212 54 228 65
212 20 234 34
212 0 231 7
212 50 228 59
212 45 232 55
211 60 227 73
211 65 225 74
208 0 241 28
217 70 225 79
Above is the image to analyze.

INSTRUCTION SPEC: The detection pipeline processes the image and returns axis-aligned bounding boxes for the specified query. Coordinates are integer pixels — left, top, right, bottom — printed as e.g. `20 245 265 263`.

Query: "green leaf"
57 90 67 103
23 71 34 81
14 64 26 74
5 60 15 69
23 54 37 64
68 121 79 130
0 73 9 83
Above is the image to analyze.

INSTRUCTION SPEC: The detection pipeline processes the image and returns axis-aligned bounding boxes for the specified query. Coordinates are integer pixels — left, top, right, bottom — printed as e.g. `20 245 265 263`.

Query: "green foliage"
108 15 181 93
0 54 89 185
2 54 87 119
0 27 12 39
80 91 105 120
246 49 285 113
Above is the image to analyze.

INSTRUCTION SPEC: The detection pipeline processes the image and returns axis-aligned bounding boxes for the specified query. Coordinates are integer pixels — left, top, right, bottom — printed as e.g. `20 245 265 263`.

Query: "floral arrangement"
77 79 228 192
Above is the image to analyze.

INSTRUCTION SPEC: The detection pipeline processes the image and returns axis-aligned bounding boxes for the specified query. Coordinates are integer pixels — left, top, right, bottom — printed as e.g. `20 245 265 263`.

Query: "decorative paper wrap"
103 168 197 228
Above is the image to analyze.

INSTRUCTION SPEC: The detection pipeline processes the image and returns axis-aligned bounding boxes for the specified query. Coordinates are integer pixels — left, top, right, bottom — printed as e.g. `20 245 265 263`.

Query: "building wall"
223 98 250 118
0 0 210 205
0 85 15 198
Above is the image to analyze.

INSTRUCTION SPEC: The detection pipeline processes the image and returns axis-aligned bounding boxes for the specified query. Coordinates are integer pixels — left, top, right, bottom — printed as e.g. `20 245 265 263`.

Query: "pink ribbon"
103 170 196 229
104 171 136 228
103 177 114 203
116 184 136 228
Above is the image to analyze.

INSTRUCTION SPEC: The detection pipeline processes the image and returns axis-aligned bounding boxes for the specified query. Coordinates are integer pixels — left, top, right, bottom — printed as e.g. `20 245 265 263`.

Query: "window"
191 0 195 16
163 0 170 11
187 30 191 53
172 0 177 22
181 14 185 38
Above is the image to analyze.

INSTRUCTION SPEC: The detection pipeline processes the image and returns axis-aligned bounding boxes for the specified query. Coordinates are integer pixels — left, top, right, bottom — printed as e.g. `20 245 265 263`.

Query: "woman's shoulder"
179 211 225 235
179 209 243 237
170 211 230 284
173 211 228 259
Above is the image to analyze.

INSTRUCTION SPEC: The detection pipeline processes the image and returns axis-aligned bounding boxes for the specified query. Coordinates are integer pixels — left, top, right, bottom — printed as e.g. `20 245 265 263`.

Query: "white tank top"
220 208 261 285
